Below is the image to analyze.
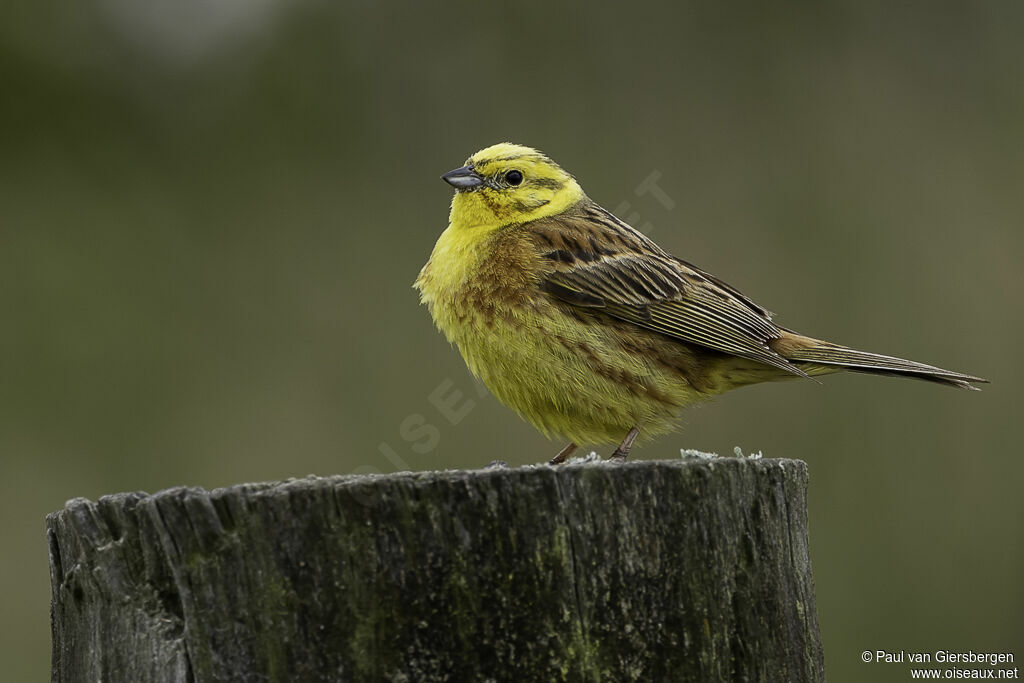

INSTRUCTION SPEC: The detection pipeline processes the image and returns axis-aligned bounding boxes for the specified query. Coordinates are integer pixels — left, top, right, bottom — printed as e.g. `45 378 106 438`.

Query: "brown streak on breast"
615 329 719 394
457 231 539 328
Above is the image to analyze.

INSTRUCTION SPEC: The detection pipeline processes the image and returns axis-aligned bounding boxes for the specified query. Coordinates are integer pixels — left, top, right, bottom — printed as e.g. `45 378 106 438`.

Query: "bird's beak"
441 165 485 190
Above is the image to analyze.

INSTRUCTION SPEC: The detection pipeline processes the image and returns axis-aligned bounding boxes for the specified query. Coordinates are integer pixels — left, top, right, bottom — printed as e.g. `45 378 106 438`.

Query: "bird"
414 143 987 464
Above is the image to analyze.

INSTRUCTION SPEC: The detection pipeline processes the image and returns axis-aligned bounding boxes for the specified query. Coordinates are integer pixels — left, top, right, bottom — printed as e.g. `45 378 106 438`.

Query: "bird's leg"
609 427 640 462
549 442 578 465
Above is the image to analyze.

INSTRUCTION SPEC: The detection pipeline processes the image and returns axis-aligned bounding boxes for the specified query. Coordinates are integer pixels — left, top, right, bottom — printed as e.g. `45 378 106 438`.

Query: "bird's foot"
608 426 640 462
549 442 578 465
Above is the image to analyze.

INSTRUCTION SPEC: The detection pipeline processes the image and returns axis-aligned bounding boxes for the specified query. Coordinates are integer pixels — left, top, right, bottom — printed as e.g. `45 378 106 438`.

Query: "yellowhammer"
415 143 986 463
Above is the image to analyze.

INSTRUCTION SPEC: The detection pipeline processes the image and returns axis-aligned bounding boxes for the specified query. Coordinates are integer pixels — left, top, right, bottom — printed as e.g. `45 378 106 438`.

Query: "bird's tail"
773 333 988 390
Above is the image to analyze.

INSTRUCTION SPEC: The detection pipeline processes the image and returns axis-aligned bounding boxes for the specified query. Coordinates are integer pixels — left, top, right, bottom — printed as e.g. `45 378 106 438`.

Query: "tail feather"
778 339 988 391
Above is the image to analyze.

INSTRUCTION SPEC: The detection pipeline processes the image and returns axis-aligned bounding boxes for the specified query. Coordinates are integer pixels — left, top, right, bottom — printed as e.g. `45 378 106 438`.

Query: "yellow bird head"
442 143 585 229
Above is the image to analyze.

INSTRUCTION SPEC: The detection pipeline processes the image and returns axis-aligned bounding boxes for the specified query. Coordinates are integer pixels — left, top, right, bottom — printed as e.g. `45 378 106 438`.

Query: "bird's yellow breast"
415 224 536 348
415 224 700 445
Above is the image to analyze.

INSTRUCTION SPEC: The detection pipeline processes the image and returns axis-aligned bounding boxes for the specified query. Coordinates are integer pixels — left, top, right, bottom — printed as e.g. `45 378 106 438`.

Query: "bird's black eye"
505 170 524 186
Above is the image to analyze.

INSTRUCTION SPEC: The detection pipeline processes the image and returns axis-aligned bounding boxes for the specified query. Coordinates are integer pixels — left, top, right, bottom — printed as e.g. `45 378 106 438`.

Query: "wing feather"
529 202 808 377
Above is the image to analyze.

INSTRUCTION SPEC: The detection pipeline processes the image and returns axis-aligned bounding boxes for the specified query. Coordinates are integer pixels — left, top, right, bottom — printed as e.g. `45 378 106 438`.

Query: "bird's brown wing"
528 202 808 377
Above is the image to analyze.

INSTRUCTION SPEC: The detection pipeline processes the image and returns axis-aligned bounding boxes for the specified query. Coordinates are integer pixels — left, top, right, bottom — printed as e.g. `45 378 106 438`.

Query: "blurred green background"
3 2 1021 680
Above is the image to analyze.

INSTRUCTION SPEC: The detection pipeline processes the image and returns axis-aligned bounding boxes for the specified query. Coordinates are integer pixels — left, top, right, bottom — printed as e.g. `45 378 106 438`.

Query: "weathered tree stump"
48 457 824 682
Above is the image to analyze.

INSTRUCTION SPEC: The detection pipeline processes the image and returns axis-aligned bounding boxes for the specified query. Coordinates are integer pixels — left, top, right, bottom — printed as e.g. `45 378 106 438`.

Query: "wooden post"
48 458 824 682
